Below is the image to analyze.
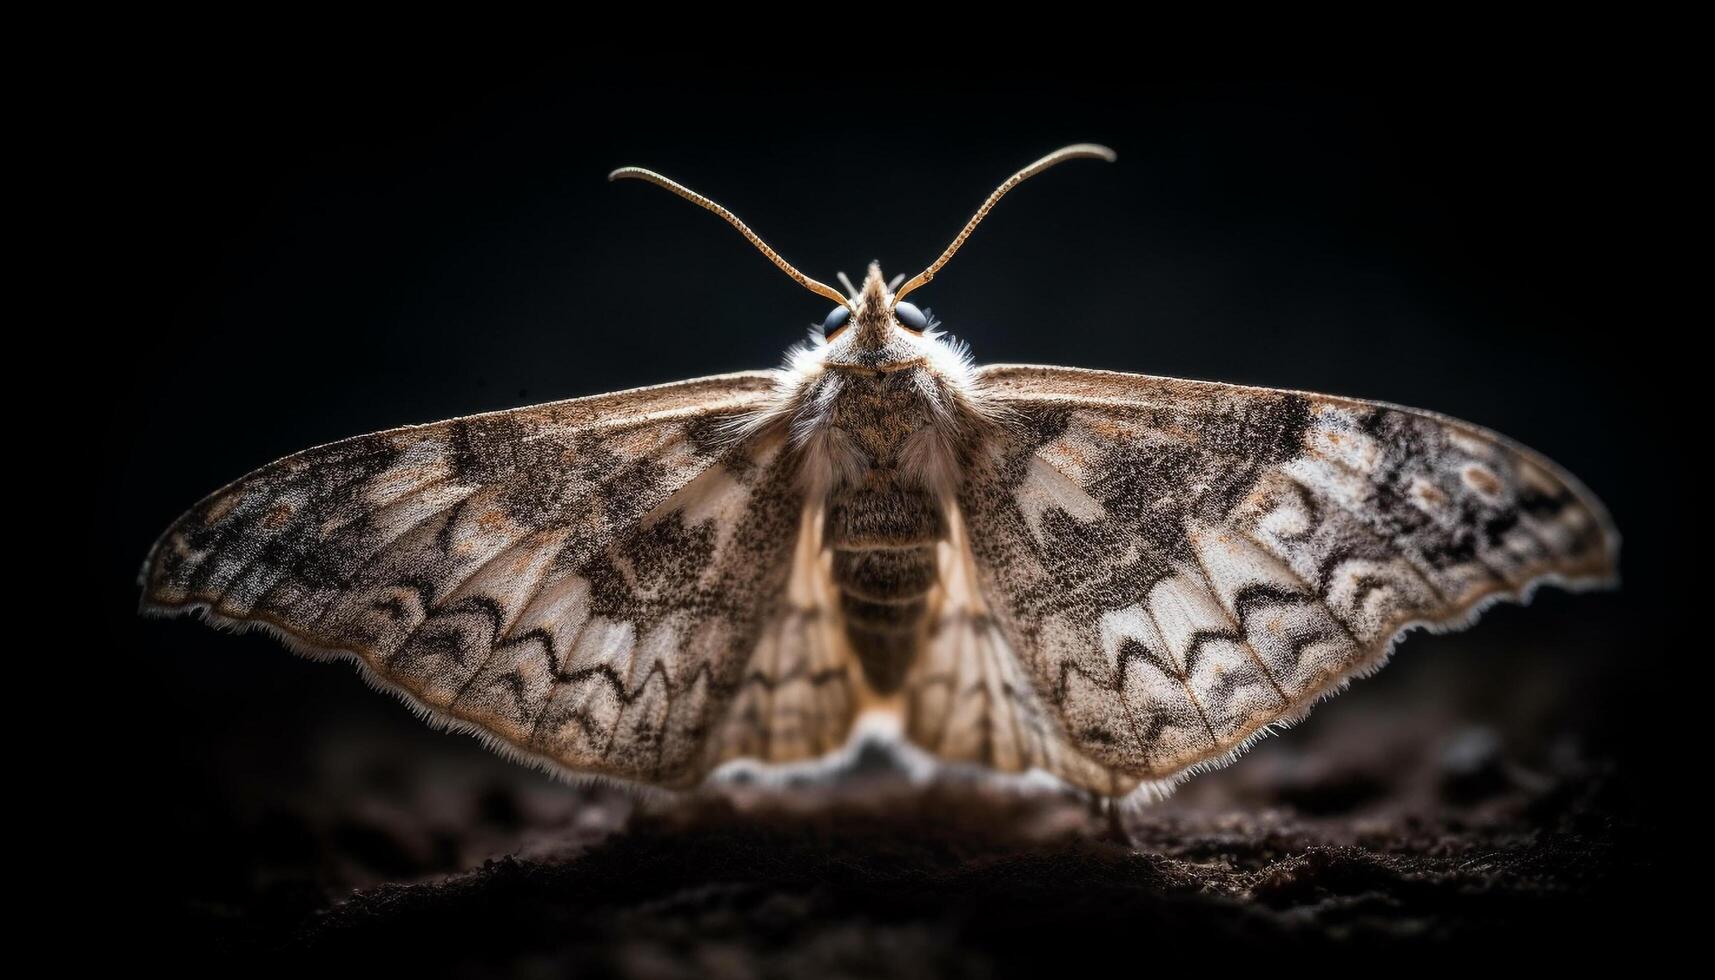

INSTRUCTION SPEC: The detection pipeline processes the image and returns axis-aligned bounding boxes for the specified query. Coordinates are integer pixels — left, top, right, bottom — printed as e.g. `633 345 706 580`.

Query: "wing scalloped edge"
1102 560 1618 808
140 597 693 799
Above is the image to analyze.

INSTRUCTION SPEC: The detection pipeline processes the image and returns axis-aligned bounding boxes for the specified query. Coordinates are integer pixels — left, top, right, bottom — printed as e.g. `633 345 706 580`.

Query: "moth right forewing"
943 364 1616 793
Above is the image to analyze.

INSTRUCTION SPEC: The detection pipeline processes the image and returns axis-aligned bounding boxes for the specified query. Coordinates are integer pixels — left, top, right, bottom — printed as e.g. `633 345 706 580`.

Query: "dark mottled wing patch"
948 365 1617 796
141 372 854 788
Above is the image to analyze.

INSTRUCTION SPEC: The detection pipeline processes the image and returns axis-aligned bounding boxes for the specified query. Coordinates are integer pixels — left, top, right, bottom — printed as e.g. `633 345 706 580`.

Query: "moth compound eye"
822 305 852 336
894 301 928 332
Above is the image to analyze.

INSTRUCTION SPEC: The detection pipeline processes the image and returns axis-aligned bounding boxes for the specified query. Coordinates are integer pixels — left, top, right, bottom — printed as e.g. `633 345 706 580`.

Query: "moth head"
823 264 921 337
608 143 1115 349
799 263 939 367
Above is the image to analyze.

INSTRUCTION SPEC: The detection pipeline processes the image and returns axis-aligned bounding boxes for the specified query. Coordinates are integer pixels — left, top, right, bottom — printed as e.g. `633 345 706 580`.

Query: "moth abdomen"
826 487 946 548
832 547 939 601
844 618 922 695
840 594 930 629
827 501 942 694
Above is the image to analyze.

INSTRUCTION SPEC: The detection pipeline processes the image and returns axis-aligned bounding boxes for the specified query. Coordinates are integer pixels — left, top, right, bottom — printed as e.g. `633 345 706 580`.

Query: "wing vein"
1183 531 1290 704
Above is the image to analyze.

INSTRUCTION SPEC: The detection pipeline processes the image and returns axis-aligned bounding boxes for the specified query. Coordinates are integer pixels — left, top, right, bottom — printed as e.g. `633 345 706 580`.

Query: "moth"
141 144 1618 802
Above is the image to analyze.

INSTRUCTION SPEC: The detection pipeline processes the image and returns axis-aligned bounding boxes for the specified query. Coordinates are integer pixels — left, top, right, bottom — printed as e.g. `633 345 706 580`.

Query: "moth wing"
905 505 1120 793
932 364 1616 796
699 502 860 771
142 371 858 788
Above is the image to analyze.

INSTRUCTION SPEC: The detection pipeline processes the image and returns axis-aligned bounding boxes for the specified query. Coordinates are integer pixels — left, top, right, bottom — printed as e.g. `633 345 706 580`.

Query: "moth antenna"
837 271 860 299
892 143 1117 305
610 166 849 307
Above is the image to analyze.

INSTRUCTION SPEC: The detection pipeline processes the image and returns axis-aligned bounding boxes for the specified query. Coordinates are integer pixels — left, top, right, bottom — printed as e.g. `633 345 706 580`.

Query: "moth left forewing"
946 364 1616 793
142 371 859 789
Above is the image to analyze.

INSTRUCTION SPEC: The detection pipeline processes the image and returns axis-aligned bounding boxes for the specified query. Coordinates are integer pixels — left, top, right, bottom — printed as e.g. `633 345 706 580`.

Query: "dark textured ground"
138 592 1660 974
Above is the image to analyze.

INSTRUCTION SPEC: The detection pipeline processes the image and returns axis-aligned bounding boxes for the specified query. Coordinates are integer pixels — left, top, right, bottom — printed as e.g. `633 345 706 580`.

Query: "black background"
92 66 1677 955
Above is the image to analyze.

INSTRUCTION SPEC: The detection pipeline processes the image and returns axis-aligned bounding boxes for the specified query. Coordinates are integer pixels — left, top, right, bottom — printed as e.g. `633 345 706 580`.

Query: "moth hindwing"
143 145 1616 800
